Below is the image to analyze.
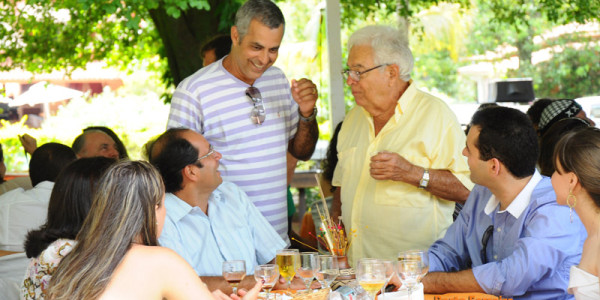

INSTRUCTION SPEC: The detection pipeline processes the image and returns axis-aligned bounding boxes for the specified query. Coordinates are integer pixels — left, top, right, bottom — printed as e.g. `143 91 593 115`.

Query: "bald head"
72 130 119 159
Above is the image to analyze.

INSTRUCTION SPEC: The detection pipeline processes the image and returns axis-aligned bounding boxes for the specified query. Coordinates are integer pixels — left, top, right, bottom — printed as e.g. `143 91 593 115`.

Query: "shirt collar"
394 80 416 122
165 188 225 222
484 170 543 218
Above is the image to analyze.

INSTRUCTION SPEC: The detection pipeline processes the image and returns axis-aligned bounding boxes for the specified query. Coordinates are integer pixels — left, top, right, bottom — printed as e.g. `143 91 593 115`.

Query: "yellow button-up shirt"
332 82 473 266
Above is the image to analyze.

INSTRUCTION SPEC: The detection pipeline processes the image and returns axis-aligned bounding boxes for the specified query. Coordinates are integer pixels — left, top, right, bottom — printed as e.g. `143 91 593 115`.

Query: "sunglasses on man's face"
246 87 266 125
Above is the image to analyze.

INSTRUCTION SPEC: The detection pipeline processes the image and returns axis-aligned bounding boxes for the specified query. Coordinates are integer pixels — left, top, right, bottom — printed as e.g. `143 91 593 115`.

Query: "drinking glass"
397 260 425 300
276 249 299 293
254 264 280 300
316 255 339 289
379 259 397 298
355 258 386 300
397 249 429 280
222 260 246 295
297 252 319 292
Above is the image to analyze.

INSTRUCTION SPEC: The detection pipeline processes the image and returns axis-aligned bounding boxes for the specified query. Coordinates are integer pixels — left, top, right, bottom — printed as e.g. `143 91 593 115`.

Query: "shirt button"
494 255 498 260
497 227 502 232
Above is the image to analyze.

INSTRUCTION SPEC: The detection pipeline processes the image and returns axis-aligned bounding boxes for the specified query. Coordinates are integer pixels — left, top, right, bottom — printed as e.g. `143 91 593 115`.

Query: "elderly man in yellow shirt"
331 25 474 266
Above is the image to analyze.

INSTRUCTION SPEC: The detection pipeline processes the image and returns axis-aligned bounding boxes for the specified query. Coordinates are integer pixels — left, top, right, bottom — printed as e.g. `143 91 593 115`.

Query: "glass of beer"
276 249 299 293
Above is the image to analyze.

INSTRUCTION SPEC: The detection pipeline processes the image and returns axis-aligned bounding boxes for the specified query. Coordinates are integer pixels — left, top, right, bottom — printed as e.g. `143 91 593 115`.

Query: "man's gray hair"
348 25 413 82
235 0 285 41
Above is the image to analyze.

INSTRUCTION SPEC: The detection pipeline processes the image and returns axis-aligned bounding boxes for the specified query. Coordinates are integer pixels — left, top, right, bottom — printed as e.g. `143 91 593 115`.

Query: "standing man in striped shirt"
167 0 319 243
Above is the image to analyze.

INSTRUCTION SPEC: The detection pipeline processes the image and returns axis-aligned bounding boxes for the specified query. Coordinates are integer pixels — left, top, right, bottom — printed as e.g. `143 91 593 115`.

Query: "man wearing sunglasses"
331 25 473 266
167 0 318 244
423 107 585 299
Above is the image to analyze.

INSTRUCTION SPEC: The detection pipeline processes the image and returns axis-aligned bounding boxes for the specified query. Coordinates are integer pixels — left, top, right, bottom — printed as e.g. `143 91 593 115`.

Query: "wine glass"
297 252 319 293
222 260 246 295
379 259 397 298
316 255 339 289
398 249 429 280
355 258 386 300
397 260 425 300
254 264 279 300
276 249 299 293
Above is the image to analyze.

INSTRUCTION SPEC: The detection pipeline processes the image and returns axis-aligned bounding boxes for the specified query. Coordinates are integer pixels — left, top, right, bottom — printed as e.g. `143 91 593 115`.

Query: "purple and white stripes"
167 59 298 242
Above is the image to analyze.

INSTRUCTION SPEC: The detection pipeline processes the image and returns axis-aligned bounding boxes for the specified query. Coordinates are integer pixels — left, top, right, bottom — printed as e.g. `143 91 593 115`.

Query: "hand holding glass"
356 258 386 300
223 260 246 295
254 264 279 300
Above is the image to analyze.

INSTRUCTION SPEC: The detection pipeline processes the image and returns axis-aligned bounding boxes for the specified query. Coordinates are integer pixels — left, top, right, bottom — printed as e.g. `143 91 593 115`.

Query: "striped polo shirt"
167 58 298 242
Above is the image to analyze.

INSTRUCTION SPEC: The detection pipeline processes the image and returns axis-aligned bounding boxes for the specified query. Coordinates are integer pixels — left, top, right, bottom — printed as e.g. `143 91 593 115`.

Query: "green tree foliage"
0 0 242 95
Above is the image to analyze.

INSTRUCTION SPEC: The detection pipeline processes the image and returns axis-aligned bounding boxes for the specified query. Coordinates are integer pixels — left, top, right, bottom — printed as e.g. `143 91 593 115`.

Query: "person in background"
21 157 116 300
47 160 262 299
71 129 120 160
538 118 590 177
332 25 472 265
537 99 595 136
552 127 600 299
0 143 33 195
424 106 585 299
167 0 319 243
526 98 553 133
0 143 76 251
83 126 129 159
201 35 232 67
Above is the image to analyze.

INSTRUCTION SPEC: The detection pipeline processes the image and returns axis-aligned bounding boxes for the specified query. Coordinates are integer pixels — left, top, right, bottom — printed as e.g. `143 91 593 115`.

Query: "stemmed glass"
379 259 397 298
355 258 386 300
398 249 429 280
254 264 280 300
222 260 246 295
276 249 300 293
397 260 426 300
297 252 319 293
316 255 339 290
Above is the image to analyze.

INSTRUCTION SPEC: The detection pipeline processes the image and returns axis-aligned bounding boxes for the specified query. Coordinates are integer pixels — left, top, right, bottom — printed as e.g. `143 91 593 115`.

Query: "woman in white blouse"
551 127 600 299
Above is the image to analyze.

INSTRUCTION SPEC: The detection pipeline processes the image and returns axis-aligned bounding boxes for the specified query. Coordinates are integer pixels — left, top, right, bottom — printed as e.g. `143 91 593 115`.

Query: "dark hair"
29 143 77 186
554 127 600 209
235 0 285 41
84 126 129 159
470 106 538 178
201 35 232 62
321 122 343 184
538 118 590 176
148 128 199 193
24 157 116 258
526 98 553 128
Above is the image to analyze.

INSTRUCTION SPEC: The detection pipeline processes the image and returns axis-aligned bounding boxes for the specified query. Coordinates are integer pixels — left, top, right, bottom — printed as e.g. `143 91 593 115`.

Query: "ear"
231 26 239 46
387 64 399 85
569 172 581 193
489 158 501 176
182 165 197 181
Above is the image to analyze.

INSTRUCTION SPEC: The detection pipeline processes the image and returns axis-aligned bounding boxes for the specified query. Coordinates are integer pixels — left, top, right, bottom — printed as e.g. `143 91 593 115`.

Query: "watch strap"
299 107 317 122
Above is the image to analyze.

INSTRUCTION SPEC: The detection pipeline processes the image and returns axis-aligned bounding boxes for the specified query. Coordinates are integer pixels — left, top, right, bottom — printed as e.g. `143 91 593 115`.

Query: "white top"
0 181 54 251
568 265 599 300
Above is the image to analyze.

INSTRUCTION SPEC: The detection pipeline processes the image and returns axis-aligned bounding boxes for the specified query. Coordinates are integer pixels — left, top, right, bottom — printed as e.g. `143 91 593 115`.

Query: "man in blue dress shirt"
422 106 585 299
148 128 287 291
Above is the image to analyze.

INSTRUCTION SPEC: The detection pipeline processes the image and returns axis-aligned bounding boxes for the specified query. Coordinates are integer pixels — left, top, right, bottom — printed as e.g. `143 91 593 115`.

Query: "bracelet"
299 107 318 122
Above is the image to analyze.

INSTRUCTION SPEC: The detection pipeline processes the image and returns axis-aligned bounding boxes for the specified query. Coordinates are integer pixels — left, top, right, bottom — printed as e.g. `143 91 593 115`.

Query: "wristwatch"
299 107 318 122
419 168 430 189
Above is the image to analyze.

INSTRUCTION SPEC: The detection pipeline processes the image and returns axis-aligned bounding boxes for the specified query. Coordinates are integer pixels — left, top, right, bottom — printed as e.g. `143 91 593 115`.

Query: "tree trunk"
148 0 227 87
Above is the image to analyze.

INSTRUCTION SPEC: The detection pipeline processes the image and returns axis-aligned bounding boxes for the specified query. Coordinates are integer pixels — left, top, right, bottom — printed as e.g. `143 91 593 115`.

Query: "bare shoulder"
127 245 189 268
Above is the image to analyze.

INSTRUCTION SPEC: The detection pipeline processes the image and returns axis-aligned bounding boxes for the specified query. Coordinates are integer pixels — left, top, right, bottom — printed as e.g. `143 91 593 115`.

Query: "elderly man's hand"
369 151 421 184
291 78 318 117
